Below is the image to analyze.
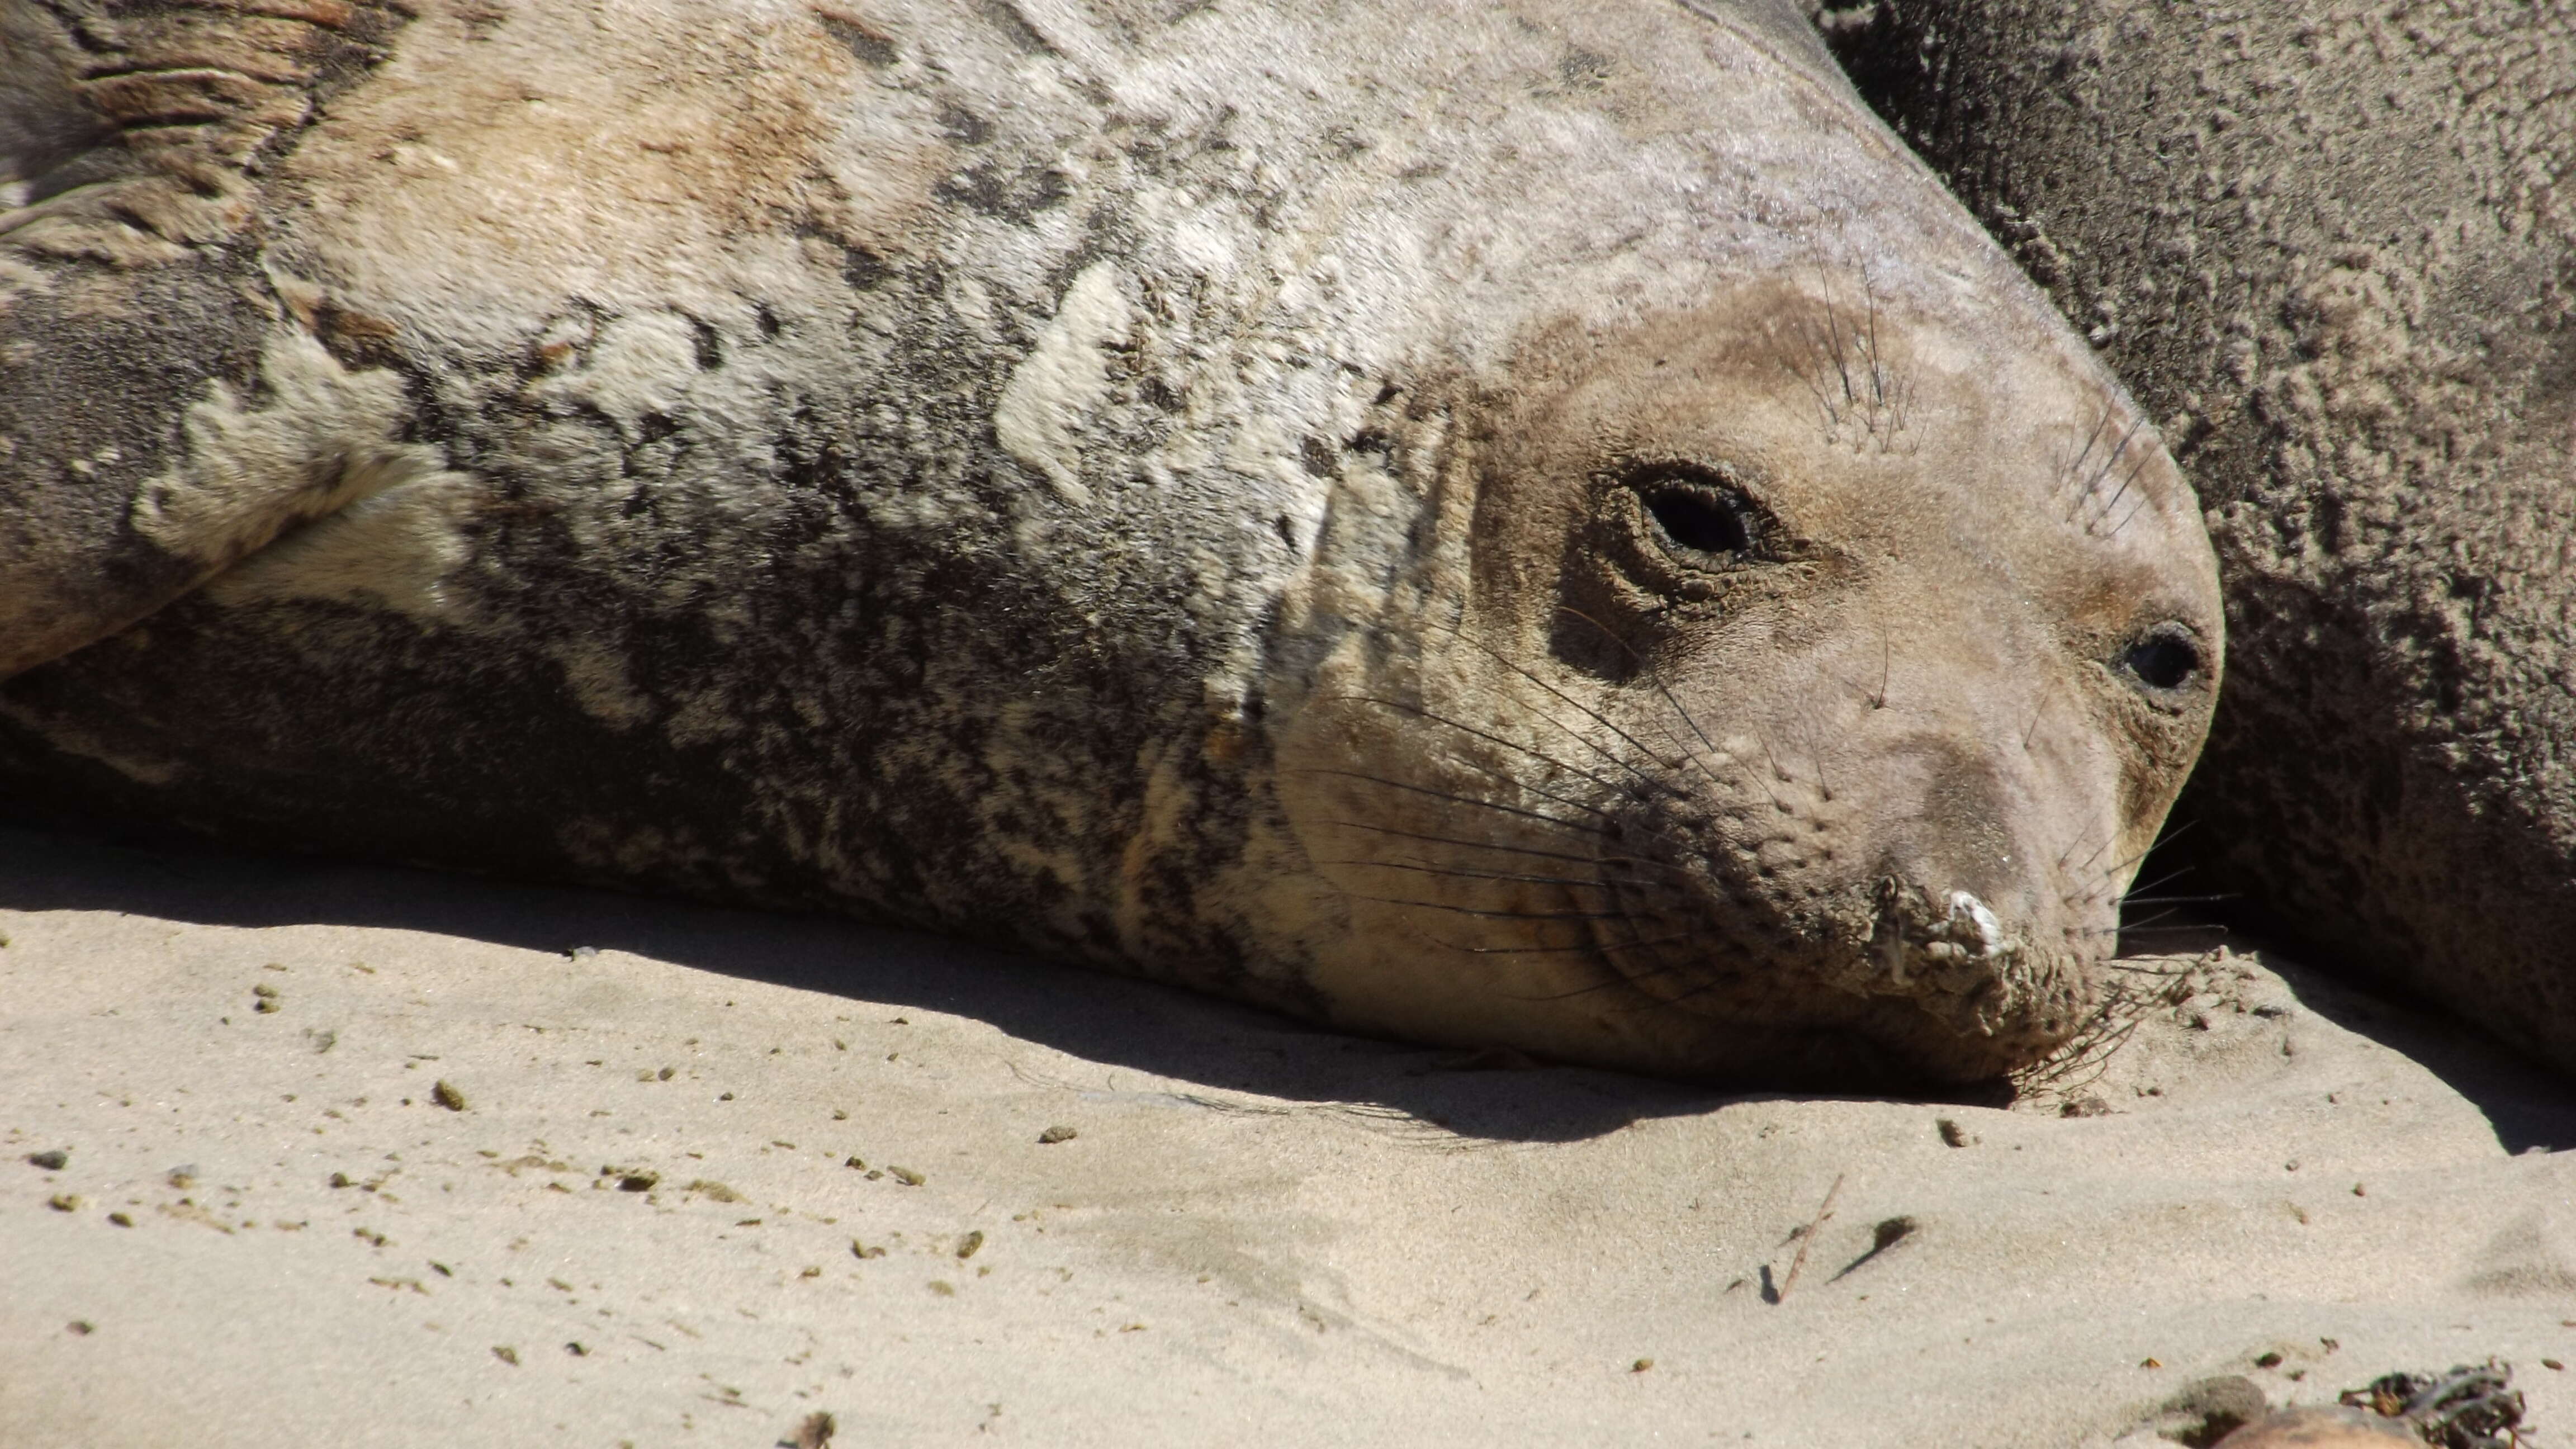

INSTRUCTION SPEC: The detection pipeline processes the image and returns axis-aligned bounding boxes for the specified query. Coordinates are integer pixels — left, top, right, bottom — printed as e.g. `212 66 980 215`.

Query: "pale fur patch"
993 261 1132 505
129 332 424 568
203 453 480 621
532 311 706 438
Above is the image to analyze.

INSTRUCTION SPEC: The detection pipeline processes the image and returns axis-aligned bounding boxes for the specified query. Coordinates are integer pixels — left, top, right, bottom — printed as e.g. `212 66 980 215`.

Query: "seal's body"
0 0 2220 1086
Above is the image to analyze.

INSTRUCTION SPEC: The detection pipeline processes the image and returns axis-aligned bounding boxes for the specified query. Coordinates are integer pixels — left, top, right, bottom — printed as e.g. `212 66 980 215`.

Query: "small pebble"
1038 1125 1078 1144
26 1149 67 1171
429 1080 467 1112
889 1166 924 1186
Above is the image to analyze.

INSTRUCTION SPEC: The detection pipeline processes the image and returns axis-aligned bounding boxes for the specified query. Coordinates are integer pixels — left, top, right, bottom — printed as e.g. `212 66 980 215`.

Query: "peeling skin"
0 0 2220 1087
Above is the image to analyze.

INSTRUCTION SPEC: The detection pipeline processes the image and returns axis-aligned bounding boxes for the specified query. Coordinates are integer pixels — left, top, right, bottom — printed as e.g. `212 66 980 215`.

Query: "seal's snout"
1864 876 2086 1064
1871 878 2018 988
1873 884 2013 986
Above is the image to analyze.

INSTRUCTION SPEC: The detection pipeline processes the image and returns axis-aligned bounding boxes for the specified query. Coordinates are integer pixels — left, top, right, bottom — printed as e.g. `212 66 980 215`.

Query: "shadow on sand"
8 814 2569 1151
0 816 1768 1144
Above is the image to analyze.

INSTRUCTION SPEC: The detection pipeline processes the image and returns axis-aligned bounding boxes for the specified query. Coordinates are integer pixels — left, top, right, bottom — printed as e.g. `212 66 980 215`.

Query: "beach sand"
3 822 2572 1448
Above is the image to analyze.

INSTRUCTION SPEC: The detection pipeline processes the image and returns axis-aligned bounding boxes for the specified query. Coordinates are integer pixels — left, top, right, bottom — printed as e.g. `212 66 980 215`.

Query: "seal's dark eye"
2120 627 2201 692
1645 483 1751 557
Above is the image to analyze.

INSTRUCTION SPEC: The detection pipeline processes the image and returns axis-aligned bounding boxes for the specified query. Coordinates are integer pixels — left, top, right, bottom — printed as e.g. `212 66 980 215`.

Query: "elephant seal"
0 0 2220 1087
1823 0 2576 1070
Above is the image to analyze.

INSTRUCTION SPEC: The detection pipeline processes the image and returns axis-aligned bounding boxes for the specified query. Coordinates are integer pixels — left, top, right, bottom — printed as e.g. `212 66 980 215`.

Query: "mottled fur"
0 0 2220 1085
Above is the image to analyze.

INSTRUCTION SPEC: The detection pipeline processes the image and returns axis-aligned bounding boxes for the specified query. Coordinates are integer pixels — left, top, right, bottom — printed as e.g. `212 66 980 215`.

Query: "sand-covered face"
1282 283 2222 1087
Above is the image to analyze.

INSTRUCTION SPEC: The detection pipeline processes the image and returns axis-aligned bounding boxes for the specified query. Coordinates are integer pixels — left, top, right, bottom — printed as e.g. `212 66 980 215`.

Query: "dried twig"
1774 1173 1845 1304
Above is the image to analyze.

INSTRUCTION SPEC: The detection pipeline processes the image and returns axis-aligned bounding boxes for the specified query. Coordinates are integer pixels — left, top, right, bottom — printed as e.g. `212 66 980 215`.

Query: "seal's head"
1277 276 2222 1089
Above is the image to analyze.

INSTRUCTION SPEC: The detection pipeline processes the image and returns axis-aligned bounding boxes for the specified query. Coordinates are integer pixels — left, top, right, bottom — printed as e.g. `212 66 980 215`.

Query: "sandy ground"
3 822 2574 1448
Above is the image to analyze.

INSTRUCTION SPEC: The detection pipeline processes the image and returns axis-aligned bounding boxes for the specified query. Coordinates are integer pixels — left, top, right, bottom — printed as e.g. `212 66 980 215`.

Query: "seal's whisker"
2010 1005 2140 1096
1314 820 1712 879
1612 968 1767 1014
1342 894 1631 922
2058 406 2115 503
2059 839 2177 907
1512 928 1697 1001
2116 866 2195 903
2108 924 2231 936
1318 857 1600 884
2065 414 2148 527
2080 913 2189 939
2061 822 2207 913
1550 604 1738 797
1749 722 1801 813
2106 494 2152 538
1422 615 1681 795
1319 693 1631 808
1318 858 1693 902
2147 817 2200 854
1426 930 1695 959
1861 266 1893 410
2080 818 2201 897
2087 448 2156 535
1489 928 1713 999
2061 826 2115 874
2021 684 2053 750
1290 768 1611 835
2078 441 2150 531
